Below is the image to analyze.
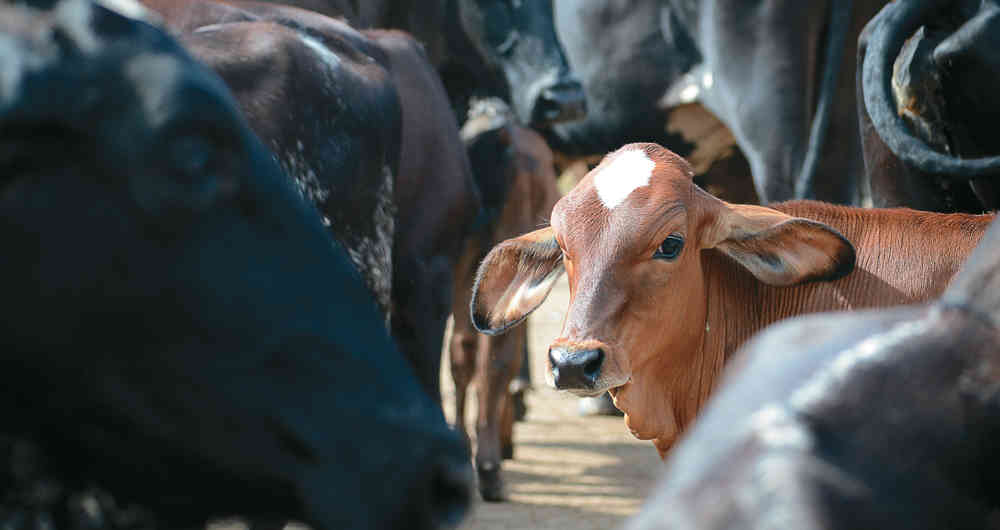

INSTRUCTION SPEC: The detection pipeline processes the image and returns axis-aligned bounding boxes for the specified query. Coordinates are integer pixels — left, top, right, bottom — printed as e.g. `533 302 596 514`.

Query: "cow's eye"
654 235 684 260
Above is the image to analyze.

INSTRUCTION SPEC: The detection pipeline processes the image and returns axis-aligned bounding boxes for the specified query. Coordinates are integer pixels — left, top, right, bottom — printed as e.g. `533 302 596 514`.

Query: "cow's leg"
501 326 527 458
449 243 483 449
448 327 476 449
475 330 521 501
499 390 515 460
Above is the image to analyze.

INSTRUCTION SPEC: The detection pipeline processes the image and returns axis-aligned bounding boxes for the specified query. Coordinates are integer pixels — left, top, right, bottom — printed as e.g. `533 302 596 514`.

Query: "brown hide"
144 0 481 401
472 143 993 458
450 106 560 500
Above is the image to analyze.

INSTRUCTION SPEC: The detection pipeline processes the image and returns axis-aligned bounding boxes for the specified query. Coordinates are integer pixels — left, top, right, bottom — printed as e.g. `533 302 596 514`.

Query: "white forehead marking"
299 34 341 69
593 149 656 209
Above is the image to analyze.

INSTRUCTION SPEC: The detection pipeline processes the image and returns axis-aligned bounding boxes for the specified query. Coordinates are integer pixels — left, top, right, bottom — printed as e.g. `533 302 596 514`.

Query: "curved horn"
862 0 1000 179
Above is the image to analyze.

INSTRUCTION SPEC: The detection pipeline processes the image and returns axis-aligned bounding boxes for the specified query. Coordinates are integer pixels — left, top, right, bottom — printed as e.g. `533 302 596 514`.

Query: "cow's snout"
530 77 587 126
549 346 604 390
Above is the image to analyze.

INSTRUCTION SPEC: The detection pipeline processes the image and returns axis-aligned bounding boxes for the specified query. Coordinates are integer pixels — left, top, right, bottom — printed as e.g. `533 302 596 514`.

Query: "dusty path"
441 277 663 530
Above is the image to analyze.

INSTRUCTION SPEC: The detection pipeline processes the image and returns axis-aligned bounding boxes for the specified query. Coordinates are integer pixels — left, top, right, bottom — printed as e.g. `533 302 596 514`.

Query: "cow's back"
148 0 404 318
704 201 994 361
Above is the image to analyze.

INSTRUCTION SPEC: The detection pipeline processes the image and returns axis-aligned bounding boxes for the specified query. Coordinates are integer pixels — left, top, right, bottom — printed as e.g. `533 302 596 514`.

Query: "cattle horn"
861 0 1000 178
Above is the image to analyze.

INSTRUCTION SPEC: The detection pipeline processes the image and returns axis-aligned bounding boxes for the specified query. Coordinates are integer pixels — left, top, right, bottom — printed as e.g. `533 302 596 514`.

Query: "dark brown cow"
142 0 481 402
366 29 481 402
450 100 561 501
472 143 993 457
145 0 402 320
626 219 1000 530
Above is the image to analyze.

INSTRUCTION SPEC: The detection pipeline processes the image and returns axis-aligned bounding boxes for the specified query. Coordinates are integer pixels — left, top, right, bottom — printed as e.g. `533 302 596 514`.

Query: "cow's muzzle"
549 345 604 391
530 77 586 126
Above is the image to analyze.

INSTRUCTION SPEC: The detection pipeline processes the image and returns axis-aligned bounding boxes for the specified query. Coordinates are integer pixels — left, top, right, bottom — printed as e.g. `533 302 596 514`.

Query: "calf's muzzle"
548 345 604 391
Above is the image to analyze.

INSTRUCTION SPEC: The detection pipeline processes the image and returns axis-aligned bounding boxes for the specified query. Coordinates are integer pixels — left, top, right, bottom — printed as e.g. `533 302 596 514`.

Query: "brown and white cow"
471 142 994 457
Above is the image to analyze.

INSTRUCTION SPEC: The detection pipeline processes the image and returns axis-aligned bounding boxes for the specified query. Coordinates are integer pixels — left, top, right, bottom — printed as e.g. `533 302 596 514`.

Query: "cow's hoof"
578 393 623 416
511 390 528 422
501 441 514 460
509 378 530 422
476 462 506 502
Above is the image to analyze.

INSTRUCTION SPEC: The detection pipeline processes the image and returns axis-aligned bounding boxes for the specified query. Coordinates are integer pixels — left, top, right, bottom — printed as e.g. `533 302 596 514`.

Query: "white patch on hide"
53 0 99 53
299 34 341 69
747 404 813 451
593 149 656 209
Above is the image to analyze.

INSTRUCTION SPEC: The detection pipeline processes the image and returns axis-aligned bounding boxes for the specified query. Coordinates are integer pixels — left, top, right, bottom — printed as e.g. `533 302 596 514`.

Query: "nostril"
583 349 603 381
531 82 587 125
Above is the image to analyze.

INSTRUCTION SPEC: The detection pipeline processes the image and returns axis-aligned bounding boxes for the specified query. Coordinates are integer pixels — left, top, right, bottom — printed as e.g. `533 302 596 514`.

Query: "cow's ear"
471 227 564 335
702 203 855 286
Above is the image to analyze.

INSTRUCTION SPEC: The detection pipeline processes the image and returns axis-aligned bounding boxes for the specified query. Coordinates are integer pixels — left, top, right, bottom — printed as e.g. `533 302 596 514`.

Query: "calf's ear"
471 227 564 335
703 203 855 286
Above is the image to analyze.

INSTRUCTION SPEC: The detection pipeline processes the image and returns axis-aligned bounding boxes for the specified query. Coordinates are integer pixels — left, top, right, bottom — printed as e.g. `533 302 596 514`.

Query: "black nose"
530 79 587 126
549 347 603 390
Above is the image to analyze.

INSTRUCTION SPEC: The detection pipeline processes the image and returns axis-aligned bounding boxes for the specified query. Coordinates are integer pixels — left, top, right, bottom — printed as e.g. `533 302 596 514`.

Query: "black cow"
256 0 586 129
0 1 471 529
548 0 890 205
625 223 1000 529
859 0 1000 213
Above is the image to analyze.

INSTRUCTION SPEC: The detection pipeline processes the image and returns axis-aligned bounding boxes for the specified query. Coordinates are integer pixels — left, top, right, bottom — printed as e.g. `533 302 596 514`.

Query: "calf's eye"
654 235 684 260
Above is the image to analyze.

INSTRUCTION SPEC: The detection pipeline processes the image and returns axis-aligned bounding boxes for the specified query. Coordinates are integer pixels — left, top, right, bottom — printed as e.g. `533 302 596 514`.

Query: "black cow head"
0 1 470 528
456 0 585 127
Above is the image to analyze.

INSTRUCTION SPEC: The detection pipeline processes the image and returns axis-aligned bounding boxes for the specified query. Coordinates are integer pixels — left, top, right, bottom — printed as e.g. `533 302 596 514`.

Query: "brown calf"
472 142 993 458
450 100 561 501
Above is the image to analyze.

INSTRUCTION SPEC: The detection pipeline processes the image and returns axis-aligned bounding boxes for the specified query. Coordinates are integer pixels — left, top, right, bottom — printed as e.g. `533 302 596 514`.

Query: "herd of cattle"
3 0 1000 528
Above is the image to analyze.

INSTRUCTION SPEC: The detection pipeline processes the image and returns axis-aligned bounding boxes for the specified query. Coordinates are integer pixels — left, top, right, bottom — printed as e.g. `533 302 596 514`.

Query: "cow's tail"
795 0 853 199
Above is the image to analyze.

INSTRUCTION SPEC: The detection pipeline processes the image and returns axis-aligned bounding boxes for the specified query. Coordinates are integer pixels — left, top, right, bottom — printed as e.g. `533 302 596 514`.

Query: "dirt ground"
441 276 663 530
